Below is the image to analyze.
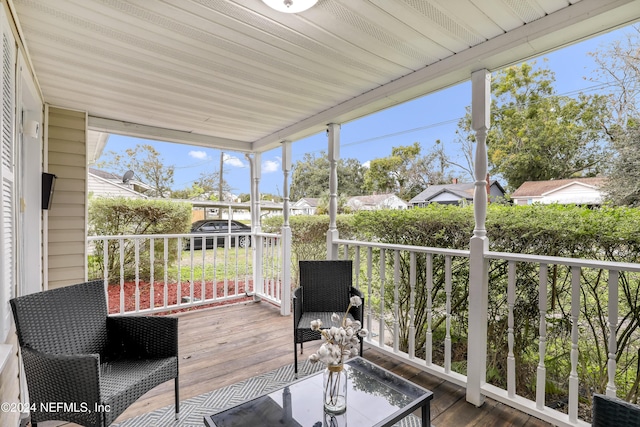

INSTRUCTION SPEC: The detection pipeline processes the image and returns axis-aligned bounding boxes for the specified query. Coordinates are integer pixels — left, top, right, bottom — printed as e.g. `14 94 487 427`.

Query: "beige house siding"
47 107 87 289
0 328 20 427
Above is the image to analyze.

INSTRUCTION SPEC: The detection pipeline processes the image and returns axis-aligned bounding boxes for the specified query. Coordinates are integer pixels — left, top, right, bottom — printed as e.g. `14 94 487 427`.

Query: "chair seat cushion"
297 312 356 330
100 357 177 425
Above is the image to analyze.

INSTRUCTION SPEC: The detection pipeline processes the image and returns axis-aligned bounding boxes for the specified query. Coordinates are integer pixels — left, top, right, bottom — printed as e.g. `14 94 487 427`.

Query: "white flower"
310 319 322 331
309 294 365 366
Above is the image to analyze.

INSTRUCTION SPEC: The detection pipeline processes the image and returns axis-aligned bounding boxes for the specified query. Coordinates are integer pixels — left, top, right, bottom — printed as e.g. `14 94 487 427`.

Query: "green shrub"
88 197 192 282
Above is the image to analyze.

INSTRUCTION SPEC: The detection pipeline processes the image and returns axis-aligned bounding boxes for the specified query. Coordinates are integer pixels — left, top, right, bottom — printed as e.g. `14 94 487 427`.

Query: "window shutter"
0 13 15 341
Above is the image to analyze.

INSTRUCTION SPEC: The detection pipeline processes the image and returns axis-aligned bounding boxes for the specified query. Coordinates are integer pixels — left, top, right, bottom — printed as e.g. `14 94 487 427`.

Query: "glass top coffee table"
204 357 433 427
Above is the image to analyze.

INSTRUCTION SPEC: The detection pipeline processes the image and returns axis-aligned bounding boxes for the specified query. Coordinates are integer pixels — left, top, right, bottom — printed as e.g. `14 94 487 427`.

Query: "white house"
511 177 606 206
88 168 149 199
291 198 319 215
346 193 407 211
409 180 506 207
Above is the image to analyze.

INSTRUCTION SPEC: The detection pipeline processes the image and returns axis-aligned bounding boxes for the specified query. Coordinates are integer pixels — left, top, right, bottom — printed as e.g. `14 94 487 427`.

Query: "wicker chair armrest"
107 316 178 359
21 347 101 406
293 287 303 323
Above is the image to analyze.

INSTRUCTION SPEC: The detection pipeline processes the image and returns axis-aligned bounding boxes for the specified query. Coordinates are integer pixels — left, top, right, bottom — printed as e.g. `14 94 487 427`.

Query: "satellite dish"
122 170 134 183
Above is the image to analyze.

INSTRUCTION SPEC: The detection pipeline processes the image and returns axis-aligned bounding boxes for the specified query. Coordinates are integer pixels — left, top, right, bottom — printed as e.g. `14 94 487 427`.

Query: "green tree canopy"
98 143 175 198
363 142 457 200
290 152 366 200
457 62 611 192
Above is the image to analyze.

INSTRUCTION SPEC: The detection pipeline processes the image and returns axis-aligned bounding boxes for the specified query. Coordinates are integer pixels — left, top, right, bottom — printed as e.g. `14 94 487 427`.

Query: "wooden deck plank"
37 301 552 427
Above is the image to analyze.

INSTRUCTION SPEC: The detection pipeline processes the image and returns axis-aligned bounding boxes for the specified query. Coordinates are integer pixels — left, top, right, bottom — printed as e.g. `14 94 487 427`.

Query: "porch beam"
466 69 491 407
88 116 250 152
326 123 340 260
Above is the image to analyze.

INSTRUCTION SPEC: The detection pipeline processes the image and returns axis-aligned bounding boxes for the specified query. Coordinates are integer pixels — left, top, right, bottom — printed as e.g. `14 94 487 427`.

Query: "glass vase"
323 364 347 414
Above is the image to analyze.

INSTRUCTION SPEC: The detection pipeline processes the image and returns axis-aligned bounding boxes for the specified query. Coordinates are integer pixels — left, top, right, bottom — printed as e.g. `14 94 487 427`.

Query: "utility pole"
218 152 224 219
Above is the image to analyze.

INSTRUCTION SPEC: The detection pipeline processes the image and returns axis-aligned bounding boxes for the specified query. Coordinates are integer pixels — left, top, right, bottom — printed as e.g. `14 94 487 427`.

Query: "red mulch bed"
107 280 254 314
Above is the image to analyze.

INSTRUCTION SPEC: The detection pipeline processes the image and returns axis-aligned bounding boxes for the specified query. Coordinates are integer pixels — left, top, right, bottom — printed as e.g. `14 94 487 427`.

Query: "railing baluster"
536 263 548 410
354 246 361 291
445 255 452 373
393 250 400 353
569 266 580 422
366 247 373 343
409 252 416 359
223 240 229 298
201 240 206 302
507 260 516 398
177 238 183 307
134 238 140 312
189 238 194 304
426 253 433 366
150 238 155 310
163 238 168 309
213 236 218 300
379 248 385 348
607 269 619 397
119 238 124 314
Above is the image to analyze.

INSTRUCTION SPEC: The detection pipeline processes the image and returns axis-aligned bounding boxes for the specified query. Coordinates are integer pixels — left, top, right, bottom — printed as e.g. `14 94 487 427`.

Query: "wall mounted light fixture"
261 0 318 13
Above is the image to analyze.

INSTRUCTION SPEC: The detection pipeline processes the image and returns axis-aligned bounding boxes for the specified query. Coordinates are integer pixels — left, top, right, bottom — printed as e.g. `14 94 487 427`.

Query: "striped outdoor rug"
112 360 422 427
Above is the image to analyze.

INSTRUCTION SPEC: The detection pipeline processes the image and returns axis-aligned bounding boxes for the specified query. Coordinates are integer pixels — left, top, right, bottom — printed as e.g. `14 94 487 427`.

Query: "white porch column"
326 123 340 260
246 153 263 300
466 69 491 407
280 141 292 315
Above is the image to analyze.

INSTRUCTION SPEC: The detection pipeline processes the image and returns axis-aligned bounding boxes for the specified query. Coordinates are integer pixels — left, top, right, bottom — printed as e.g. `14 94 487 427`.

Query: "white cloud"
223 153 245 168
262 159 280 173
188 150 208 160
362 160 371 168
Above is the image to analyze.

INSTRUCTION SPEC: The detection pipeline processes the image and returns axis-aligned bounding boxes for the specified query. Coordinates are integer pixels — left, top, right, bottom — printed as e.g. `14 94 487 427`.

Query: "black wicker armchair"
592 394 640 427
10 280 179 427
293 260 364 376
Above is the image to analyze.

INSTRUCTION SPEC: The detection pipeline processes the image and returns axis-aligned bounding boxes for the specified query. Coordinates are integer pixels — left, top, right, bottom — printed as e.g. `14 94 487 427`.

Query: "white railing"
334 237 640 427
87 231 282 315
480 252 640 427
334 238 470 387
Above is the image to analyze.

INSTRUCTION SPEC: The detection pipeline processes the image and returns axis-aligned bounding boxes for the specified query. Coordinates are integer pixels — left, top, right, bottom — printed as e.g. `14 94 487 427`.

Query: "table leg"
422 401 431 427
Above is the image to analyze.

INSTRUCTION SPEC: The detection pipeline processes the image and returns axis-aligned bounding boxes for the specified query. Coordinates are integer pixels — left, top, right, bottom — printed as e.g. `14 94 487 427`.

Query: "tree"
290 152 366 200
457 62 611 192
171 171 230 201
588 25 640 205
98 144 175 198
603 125 640 206
363 142 457 200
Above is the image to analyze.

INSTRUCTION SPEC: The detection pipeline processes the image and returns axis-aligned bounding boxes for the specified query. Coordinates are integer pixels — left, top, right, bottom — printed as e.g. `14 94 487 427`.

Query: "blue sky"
102 25 630 197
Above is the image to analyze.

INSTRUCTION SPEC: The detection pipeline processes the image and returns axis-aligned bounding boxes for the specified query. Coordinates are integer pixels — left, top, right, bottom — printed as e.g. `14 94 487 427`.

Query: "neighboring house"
511 177 606 206
291 198 319 215
346 193 407 211
409 180 506 207
88 168 149 199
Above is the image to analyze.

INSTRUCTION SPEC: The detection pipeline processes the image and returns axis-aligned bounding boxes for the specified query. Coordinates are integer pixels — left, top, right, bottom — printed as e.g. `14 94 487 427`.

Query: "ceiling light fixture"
261 0 318 13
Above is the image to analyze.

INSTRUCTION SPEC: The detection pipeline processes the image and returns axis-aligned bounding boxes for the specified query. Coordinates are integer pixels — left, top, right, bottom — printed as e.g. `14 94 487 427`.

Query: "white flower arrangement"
308 295 368 366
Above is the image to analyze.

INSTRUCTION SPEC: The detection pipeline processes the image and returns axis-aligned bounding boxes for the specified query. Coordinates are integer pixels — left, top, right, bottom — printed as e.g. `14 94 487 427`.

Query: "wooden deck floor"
39 300 552 426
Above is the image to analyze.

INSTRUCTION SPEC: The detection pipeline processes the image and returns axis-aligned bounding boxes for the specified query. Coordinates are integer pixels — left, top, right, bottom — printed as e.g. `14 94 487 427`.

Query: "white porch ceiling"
11 0 640 154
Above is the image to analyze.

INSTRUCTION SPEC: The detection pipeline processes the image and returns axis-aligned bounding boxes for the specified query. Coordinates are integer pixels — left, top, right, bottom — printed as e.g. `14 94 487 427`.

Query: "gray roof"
409 183 476 203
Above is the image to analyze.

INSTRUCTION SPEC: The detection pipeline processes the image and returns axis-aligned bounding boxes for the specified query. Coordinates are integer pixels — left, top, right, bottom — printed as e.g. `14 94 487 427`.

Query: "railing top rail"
334 238 470 257
486 250 640 272
255 232 279 238
87 232 252 241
